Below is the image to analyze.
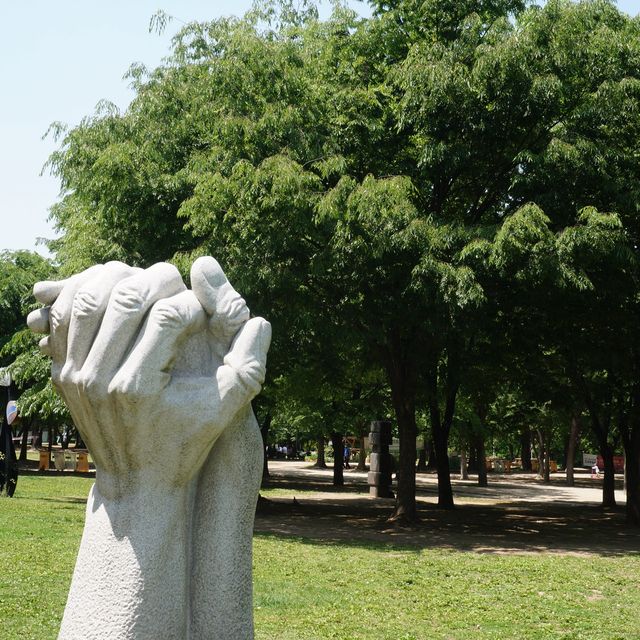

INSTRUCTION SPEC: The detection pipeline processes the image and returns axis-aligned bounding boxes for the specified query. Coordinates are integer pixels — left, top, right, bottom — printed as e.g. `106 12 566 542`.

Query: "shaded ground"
256 461 638 556
19 455 638 555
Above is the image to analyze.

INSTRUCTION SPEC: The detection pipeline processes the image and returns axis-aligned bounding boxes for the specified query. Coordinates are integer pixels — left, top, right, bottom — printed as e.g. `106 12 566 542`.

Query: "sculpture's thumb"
190 257 250 339
223 317 272 395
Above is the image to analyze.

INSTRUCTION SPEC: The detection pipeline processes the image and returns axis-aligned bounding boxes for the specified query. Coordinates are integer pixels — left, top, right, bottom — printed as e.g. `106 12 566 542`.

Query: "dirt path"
255 462 638 556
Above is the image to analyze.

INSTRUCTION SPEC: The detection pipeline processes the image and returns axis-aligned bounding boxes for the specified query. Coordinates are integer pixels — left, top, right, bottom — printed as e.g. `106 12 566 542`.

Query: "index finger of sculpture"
191 257 250 344
62 262 140 382
46 265 105 376
33 278 68 305
28 272 99 359
80 263 186 389
26 308 53 355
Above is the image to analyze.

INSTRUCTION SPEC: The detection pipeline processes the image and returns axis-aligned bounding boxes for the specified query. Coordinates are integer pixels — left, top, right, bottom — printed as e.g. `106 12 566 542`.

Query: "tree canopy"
0 251 67 427
19 0 640 524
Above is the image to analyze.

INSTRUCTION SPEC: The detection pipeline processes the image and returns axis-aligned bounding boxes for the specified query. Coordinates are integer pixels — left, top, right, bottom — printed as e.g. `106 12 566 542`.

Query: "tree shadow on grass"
39 496 88 505
255 495 640 557
262 476 367 494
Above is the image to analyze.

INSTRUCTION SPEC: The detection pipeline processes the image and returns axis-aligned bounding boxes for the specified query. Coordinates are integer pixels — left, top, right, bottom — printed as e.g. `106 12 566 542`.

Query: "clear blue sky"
0 0 637 257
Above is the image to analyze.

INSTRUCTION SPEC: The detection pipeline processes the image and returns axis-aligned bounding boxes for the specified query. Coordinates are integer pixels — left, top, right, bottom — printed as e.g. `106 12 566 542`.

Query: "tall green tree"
0 251 66 458
45 0 640 524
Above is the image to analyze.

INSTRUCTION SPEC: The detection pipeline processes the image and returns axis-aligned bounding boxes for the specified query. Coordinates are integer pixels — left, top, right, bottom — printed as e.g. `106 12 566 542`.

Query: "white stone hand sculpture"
28 258 271 640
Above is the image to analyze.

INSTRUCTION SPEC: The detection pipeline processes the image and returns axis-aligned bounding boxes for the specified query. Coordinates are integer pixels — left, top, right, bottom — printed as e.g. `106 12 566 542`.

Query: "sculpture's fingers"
109 290 207 396
80 263 186 387
27 308 52 355
38 336 52 356
214 317 271 427
34 279 67 305
62 262 140 380
161 318 270 454
30 278 67 356
190 257 250 343
45 266 105 375
27 307 50 334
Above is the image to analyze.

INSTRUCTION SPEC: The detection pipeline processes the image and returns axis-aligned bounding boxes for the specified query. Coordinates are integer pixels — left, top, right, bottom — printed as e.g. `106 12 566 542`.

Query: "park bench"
39 450 90 472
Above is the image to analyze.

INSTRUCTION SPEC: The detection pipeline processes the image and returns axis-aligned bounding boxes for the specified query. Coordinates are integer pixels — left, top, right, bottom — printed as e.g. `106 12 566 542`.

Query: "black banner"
0 385 18 497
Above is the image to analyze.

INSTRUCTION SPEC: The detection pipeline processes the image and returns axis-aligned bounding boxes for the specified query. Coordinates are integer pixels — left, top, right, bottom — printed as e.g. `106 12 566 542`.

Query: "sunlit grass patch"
2 476 639 640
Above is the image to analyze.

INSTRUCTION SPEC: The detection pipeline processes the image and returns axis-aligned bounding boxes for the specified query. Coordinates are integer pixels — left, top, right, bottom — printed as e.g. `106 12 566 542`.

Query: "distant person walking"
343 443 351 469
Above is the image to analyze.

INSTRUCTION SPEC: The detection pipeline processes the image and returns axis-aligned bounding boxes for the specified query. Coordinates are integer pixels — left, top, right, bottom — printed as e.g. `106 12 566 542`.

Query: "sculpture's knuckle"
157 262 181 281
110 282 148 314
107 371 134 397
59 363 74 387
51 364 63 388
219 289 249 322
38 335 51 356
72 289 100 318
150 301 186 331
108 374 156 403
107 377 124 397
242 361 266 388
78 371 104 398
49 305 63 333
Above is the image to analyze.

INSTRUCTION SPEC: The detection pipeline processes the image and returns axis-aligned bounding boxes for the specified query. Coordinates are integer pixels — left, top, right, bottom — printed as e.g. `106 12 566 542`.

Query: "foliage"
0 251 68 425
42 0 640 518
0 251 51 357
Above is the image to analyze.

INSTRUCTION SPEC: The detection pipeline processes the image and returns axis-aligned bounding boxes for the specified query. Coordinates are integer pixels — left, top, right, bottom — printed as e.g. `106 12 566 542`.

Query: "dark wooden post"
368 420 393 498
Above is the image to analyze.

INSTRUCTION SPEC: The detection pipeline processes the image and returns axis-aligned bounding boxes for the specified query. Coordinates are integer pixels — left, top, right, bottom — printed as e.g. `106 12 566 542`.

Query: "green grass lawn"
2 476 639 640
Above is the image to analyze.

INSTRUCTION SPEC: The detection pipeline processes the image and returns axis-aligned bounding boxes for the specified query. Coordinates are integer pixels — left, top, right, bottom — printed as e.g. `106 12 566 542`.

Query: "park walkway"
255 461 636 555
265 460 626 506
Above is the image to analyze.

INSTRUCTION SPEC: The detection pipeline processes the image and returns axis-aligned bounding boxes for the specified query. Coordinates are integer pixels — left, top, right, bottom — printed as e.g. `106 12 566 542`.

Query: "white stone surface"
28 257 271 640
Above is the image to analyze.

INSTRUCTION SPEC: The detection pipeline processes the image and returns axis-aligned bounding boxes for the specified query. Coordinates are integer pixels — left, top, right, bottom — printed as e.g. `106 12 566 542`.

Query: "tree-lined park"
2 1 640 637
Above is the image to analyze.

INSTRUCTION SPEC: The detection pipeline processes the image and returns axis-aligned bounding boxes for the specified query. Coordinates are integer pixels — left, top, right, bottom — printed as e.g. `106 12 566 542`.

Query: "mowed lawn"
2 476 639 640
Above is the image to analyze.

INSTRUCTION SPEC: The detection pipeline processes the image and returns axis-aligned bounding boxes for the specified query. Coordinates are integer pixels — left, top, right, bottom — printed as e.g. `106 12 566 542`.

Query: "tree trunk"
259 413 272 481
386 344 418 523
618 377 640 525
520 429 532 471
427 344 458 509
624 429 640 524
331 432 344 487
576 374 616 508
19 423 29 462
433 425 454 508
459 446 468 480
476 436 488 487
536 429 547 481
356 426 367 471
467 444 477 474
544 443 551 484
314 437 327 469
600 443 617 508
75 428 86 449
394 409 417 518
565 414 581 487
